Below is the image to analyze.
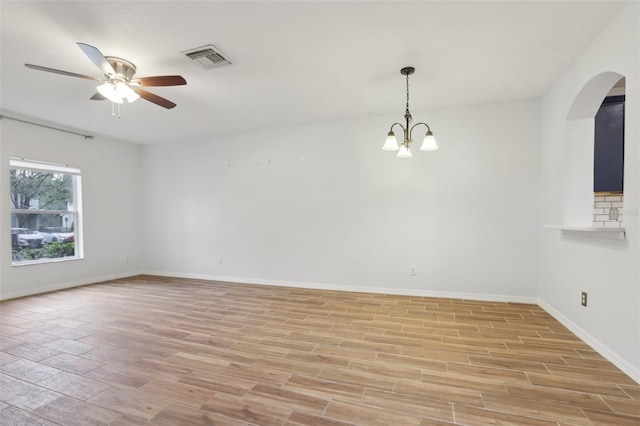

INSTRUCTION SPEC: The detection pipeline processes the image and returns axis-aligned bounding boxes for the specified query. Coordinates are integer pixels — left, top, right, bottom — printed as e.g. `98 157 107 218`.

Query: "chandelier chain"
405 72 412 123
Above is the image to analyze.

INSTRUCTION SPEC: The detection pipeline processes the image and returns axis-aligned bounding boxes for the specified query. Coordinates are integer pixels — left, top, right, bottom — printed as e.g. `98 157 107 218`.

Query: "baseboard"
0 271 142 300
539 299 640 384
141 270 539 304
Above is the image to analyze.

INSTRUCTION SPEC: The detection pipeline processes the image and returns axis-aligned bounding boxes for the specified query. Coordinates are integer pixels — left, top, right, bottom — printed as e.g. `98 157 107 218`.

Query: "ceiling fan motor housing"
106 56 136 81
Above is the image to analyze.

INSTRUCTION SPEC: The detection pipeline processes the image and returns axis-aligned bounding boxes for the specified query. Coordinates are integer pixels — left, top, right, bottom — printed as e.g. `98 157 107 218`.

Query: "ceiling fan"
25 42 186 109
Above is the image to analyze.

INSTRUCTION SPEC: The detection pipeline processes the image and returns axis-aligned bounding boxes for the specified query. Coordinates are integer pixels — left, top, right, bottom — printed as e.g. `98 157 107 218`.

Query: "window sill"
12 256 84 267
559 226 626 240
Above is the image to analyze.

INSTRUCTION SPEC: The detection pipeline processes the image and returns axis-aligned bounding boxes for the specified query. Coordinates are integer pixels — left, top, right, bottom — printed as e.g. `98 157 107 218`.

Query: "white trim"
0 271 141 300
9 158 81 175
561 226 626 240
539 299 640 384
141 270 539 304
74 174 84 258
544 225 626 240
12 254 83 267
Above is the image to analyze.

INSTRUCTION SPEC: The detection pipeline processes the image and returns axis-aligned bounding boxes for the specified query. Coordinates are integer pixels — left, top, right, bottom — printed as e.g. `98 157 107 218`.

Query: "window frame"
9 158 84 266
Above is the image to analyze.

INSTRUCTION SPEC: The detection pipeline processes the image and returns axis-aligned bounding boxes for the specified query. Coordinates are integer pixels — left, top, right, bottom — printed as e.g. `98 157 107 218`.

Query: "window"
594 95 624 193
9 158 83 265
592 79 625 228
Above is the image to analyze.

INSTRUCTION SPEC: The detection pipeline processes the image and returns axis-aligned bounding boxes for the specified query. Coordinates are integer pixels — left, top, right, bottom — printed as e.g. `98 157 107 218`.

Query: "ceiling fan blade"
135 76 187 87
77 42 117 77
90 92 106 101
25 64 103 81
132 87 176 109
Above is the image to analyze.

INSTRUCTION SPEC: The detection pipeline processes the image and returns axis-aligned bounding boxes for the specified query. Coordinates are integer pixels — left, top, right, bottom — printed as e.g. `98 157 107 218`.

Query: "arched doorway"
564 72 625 226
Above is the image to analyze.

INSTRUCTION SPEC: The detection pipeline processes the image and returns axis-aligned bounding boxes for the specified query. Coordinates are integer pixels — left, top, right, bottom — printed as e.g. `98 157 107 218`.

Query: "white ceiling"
0 1 626 145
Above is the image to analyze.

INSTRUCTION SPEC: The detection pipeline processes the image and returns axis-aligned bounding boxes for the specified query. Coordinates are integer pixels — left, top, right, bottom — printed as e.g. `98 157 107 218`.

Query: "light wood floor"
1 276 638 425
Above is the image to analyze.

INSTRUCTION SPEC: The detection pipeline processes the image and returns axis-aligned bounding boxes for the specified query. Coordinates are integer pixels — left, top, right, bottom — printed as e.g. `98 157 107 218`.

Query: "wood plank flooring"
1 275 638 425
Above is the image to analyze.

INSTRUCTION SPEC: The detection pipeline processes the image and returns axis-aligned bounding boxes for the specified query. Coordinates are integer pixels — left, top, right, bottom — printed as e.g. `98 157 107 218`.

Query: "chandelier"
382 67 438 158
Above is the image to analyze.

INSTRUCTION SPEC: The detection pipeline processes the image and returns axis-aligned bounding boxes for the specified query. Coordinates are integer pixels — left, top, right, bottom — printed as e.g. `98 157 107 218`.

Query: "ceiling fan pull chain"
111 102 116 117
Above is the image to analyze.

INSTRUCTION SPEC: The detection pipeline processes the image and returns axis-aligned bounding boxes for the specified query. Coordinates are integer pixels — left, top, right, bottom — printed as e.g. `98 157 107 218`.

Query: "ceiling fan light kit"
95 56 140 104
25 42 187 112
97 82 139 104
383 66 438 158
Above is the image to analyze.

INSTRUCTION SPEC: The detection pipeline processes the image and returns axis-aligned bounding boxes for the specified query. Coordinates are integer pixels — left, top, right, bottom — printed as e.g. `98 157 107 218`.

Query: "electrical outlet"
218 257 223 264
609 207 619 220
581 291 588 307
410 266 417 276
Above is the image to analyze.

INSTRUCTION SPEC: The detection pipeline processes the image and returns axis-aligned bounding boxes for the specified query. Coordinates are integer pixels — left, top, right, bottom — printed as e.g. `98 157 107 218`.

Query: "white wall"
539 2 640 381
142 98 541 301
0 117 143 299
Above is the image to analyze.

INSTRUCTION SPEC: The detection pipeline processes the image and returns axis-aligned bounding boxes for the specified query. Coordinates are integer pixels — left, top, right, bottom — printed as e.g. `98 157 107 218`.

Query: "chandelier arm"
390 122 410 144
408 122 431 139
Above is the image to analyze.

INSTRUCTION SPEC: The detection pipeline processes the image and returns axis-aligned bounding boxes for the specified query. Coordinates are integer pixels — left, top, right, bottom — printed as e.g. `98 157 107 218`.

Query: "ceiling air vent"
182 45 231 70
